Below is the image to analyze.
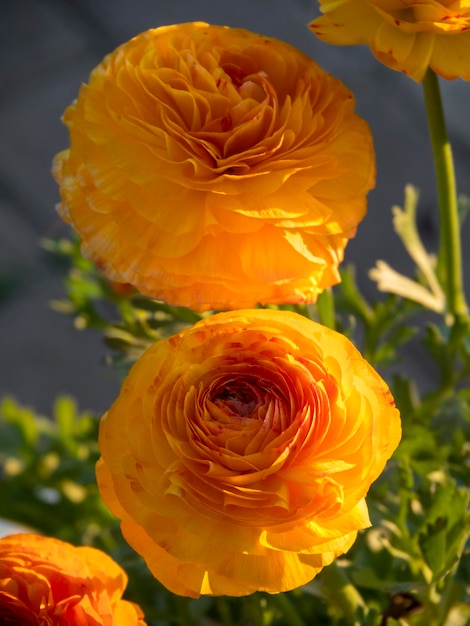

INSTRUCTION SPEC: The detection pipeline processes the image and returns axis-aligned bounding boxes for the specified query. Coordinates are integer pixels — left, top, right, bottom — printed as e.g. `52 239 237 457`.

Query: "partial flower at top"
310 0 470 82
53 22 375 312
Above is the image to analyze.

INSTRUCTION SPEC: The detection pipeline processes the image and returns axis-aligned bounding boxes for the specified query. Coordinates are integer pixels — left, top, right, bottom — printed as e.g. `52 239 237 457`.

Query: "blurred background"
1 0 469 415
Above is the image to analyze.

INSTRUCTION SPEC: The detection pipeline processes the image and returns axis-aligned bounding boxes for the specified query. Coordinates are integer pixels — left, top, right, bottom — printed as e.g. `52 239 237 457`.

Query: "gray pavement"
1 0 469 415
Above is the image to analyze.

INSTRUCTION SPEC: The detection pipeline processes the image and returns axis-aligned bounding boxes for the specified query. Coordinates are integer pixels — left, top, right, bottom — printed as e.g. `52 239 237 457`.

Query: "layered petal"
97 309 401 597
53 22 375 310
310 0 470 81
0 534 145 625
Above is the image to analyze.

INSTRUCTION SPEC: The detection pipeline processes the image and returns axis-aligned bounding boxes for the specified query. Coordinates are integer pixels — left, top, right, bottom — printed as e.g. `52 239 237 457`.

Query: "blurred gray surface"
1 0 469 414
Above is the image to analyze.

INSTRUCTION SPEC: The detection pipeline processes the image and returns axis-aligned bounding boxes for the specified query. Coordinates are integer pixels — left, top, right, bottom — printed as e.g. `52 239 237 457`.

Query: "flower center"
212 381 264 418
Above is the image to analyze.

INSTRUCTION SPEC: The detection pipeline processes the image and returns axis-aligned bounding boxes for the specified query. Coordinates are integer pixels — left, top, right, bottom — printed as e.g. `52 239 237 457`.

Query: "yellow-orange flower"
53 22 375 312
310 0 470 82
0 533 145 625
97 309 401 597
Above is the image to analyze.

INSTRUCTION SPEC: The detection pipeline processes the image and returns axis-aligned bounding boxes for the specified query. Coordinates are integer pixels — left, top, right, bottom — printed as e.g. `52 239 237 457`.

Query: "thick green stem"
321 561 367 625
422 68 468 318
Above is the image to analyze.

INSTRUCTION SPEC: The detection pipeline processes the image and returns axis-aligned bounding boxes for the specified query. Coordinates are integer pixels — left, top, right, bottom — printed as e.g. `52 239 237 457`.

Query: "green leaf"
54 396 77 451
130 296 172 312
419 481 470 581
0 397 39 451
420 516 448 579
316 288 336 330
457 194 470 227
391 374 421 418
336 265 372 324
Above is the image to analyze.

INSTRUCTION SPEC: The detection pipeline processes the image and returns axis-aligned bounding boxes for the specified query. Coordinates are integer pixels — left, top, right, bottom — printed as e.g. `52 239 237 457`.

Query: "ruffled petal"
97 310 401 596
54 22 374 310
430 30 470 79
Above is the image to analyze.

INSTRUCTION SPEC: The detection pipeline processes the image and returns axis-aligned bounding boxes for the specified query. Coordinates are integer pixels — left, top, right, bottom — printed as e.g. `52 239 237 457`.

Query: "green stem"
272 593 307 626
422 68 468 319
320 561 367 625
316 288 336 329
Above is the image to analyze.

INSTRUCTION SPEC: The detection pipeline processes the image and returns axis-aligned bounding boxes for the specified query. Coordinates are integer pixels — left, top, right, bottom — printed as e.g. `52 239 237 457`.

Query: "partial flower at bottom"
97 309 401 597
0 533 145 625
309 0 470 82
53 22 375 311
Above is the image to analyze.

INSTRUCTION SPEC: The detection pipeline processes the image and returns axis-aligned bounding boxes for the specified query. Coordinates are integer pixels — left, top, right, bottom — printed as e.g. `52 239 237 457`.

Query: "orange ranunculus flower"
309 0 470 82
96 309 401 597
53 22 375 312
0 533 145 625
